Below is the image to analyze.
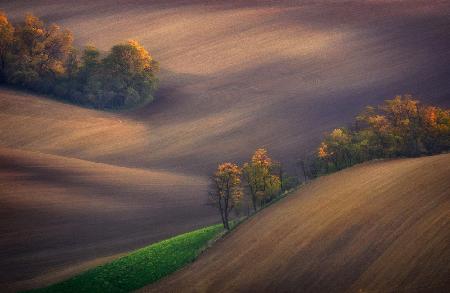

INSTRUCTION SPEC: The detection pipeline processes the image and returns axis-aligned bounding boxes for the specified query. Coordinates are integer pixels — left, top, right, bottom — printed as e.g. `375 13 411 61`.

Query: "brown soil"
142 154 450 293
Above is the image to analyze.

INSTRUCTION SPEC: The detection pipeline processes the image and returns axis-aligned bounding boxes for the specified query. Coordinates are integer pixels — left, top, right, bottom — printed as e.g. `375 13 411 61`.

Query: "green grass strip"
29 224 224 293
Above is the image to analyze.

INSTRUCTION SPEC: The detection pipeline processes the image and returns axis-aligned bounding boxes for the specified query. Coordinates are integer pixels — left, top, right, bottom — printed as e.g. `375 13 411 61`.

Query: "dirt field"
0 0 449 291
1 0 449 170
0 147 217 291
143 154 450 293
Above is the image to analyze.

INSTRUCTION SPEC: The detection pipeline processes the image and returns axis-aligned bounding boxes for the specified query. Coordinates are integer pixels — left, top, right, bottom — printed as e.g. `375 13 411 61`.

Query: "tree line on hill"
211 96 449 229
210 148 297 230
0 11 158 109
309 95 450 175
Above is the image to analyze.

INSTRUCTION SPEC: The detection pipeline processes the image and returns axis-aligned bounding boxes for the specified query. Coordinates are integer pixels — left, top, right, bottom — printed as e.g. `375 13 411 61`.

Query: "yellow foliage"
127 39 155 71
215 162 242 201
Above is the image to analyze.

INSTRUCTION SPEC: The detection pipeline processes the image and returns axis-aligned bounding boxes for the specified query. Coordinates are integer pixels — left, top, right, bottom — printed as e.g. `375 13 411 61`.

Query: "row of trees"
210 149 297 230
311 95 449 174
209 96 449 229
0 12 158 108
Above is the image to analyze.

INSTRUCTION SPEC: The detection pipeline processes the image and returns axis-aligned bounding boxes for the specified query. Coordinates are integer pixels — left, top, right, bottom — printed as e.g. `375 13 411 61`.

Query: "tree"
96 40 158 108
210 162 242 230
0 11 14 81
316 128 358 171
381 95 422 156
243 148 280 211
312 95 449 177
9 14 74 92
0 11 159 109
420 106 450 153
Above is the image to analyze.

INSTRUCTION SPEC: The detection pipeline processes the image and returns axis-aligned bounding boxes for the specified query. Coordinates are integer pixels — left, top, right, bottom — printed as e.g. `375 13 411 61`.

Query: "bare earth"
143 154 450 293
0 0 449 291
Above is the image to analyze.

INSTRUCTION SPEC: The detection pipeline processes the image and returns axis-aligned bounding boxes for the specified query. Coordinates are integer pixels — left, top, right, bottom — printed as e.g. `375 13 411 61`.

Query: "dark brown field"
0 0 449 291
143 154 450 293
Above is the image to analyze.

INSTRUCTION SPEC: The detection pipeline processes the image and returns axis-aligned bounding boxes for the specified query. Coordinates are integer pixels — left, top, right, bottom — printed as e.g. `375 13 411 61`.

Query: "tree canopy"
210 162 243 230
0 11 158 109
312 95 449 174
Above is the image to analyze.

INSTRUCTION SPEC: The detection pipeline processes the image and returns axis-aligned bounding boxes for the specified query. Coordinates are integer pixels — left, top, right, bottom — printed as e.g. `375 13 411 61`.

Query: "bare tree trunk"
279 164 284 192
247 198 250 217
224 197 230 230
299 160 308 183
217 197 227 229
249 183 257 212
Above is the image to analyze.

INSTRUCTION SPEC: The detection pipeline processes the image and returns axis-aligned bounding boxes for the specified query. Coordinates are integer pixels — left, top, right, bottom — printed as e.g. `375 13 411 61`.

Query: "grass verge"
27 188 299 293
28 224 224 293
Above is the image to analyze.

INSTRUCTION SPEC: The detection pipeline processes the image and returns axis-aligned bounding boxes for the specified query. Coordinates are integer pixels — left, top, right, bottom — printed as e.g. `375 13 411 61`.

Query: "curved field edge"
143 154 450 292
27 224 224 293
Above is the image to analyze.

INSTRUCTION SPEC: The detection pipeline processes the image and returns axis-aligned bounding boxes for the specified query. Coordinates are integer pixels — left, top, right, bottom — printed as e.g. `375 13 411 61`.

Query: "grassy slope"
30 224 224 293
143 154 450 293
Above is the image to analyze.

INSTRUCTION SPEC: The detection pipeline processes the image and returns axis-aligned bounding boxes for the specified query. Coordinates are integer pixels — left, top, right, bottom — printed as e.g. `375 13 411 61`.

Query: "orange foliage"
251 148 272 168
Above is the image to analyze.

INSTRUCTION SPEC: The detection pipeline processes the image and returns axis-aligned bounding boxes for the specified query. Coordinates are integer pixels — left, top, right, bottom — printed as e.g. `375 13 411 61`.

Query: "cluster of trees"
210 149 297 229
0 12 158 108
311 95 449 174
210 96 449 230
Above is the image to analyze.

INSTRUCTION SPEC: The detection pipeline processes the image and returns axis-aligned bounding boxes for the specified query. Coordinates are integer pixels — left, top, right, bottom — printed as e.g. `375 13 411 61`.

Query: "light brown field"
0 0 449 290
143 154 450 293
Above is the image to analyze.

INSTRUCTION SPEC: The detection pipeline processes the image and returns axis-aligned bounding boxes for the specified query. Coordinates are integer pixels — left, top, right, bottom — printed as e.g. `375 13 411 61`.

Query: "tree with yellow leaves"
10 14 74 91
96 40 159 107
243 148 281 212
210 162 242 230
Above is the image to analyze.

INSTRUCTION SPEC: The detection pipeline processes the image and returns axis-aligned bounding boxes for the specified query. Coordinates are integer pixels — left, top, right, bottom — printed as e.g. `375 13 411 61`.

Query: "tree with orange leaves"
0 11 13 80
210 162 242 230
421 106 450 153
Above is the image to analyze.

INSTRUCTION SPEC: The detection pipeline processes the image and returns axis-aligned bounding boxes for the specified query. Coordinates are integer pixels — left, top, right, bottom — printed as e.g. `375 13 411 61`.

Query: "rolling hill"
0 0 449 291
1 0 449 170
143 154 450 293
0 146 217 291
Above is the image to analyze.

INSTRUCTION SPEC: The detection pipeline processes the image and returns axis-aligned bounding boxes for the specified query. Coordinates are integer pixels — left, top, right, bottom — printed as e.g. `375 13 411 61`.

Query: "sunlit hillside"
144 154 450 293
2 0 449 170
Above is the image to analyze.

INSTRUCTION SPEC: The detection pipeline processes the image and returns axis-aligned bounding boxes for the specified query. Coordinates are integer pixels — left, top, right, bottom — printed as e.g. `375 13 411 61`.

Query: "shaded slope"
0 147 216 292
144 154 450 293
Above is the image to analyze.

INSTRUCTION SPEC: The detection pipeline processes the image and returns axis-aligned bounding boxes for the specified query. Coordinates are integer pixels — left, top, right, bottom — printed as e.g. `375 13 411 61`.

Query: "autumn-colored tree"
0 11 159 109
243 148 281 211
381 95 422 156
316 128 361 171
10 14 74 92
312 95 449 176
210 162 242 230
0 11 14 80
80 40 159 108
420 106 450 153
